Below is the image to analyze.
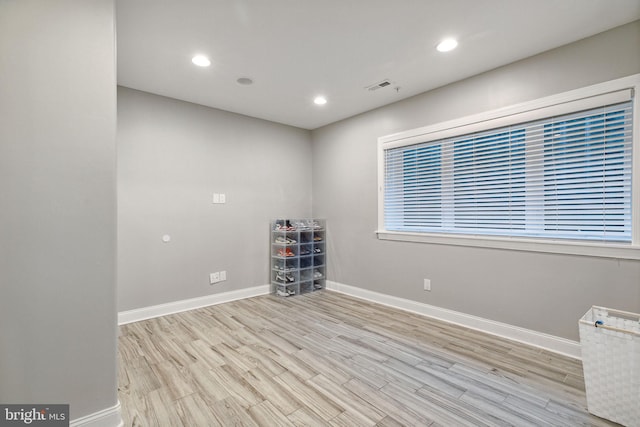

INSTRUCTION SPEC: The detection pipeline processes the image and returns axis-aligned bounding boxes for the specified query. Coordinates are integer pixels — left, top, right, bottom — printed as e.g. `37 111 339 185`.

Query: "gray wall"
0 0 118 421
117 88 312 311
311 21 640 341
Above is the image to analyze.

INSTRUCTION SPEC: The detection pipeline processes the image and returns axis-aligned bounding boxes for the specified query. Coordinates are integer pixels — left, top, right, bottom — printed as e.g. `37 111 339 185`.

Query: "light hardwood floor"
118 291 618 426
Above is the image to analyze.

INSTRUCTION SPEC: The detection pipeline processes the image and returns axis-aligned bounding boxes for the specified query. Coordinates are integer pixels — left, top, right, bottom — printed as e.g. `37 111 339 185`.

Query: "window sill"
376 230 640 260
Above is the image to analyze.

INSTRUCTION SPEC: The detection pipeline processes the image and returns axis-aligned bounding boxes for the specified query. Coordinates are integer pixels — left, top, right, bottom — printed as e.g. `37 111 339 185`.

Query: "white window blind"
383 97 633 243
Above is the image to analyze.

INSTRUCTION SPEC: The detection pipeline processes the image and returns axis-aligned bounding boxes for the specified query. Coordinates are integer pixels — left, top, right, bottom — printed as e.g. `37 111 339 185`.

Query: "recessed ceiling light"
314 96 327 105
237 77 253 85
436 38 458 52
191 55 211 67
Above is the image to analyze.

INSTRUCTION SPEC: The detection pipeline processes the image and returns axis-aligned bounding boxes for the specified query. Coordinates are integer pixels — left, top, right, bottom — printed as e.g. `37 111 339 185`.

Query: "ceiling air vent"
365 79 392 91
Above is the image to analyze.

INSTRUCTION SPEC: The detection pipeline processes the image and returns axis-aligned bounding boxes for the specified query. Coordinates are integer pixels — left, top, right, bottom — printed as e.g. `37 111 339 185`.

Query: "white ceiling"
116 0 640 130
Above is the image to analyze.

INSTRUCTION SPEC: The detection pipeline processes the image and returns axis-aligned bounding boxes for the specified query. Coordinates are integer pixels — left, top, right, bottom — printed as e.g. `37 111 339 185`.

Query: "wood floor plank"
286 407 330 427
248 400 296 427
184 361 230 405
272 371 344 421
307 373 386 424
328 410 377 427
118 291 618 427
207 364 264 409
293 349 352 385
207 396 259 427
374 415 405 427
144 388 184 426
186 339 226 369
379 381 437 425
459 391 541 427
343 377 434 427
241 367 302 416
149 360 194 401
175 392 222 426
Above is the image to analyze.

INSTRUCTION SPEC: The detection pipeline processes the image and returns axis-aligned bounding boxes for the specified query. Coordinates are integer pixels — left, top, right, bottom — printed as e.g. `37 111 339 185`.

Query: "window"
378 75 640 259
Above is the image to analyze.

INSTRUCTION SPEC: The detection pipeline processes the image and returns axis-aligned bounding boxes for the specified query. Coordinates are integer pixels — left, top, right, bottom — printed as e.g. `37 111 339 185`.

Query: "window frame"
377 74 640 260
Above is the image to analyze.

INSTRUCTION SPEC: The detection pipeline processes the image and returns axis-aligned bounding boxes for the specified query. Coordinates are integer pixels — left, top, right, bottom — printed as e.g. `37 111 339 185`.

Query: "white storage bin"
579 306 640 426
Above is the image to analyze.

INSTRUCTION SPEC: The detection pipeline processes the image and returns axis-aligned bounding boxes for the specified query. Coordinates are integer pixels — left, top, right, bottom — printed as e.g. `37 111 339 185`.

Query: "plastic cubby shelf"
271 219 326 297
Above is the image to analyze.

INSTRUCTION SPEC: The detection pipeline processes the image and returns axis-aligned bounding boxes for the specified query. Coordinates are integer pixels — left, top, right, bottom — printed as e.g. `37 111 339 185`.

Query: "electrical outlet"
220 270 226 281
424 278 431 291
219 193 226 204
210 272 220 284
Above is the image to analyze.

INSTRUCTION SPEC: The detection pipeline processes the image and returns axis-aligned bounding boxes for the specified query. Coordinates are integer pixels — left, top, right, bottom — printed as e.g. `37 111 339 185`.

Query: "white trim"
379 75 639 146
70 401 123 427
118 285 271 325
377 74 640 258
325 280 581 360
376 230 640 260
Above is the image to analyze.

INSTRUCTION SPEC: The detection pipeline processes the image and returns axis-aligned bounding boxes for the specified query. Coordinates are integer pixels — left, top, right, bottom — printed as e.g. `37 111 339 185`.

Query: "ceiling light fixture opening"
191 55 211 67
314 96 327 105
436 38 458 52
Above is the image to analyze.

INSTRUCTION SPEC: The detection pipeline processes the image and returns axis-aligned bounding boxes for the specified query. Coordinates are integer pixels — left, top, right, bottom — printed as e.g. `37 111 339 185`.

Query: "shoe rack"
271 219 326 297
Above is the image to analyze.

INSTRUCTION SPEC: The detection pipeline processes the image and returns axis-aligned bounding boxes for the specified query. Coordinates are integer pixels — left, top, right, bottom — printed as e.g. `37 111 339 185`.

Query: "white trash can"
579 306 640 427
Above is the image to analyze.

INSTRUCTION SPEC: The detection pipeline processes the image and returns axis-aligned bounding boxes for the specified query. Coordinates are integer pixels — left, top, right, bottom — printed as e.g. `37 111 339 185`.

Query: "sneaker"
276 288 295 297
294 221 310 231
275 272 295 283
313 270 323 279
299 248 311 256
277 248 295 257
313 247 322 254
275 236 296 244
313 236 323 242
313 281 323 290
310 221 323 230
275 223 296 232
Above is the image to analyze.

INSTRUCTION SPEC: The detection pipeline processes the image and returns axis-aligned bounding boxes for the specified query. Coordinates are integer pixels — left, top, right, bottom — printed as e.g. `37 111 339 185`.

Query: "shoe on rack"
276 272 295 283
313 247 322 254
294 221 310 231
275 223 296 232
299 248 311 256
275 236 296 244
313 236 323 242
277 248 295 257
313 270 323 279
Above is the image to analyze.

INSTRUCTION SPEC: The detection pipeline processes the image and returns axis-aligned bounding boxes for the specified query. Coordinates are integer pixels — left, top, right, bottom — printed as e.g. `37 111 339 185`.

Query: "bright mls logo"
1 405 68 426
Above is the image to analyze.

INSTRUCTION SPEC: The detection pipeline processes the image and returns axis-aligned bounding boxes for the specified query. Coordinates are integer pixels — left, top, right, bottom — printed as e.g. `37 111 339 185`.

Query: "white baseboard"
326 281 581 360
117 281 581 359
118 285 271 325
70 401 122 427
